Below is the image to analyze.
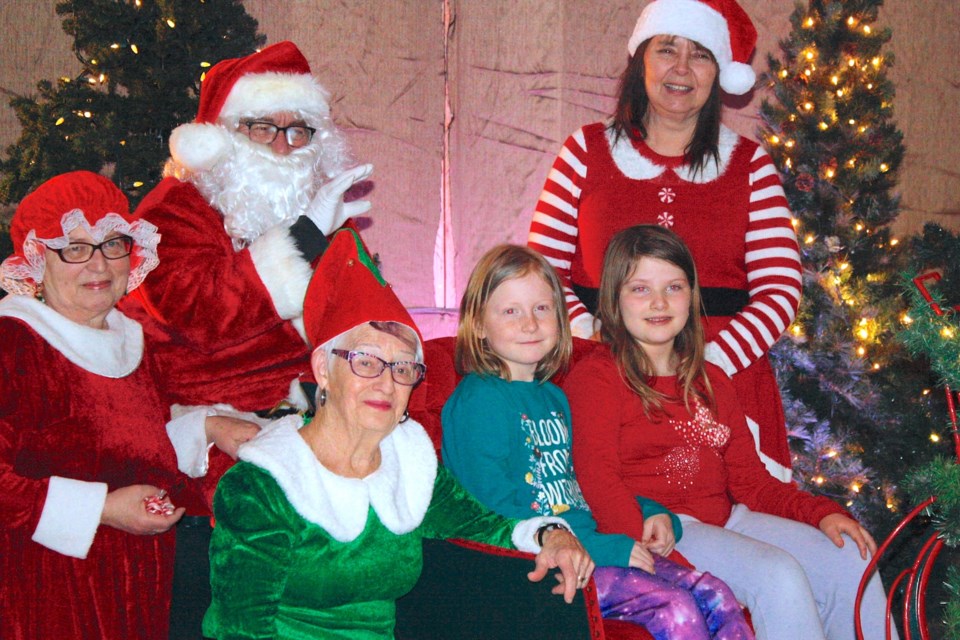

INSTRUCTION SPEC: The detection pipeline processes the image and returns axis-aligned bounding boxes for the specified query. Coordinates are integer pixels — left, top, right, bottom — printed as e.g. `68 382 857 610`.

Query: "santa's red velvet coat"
121 178 314 412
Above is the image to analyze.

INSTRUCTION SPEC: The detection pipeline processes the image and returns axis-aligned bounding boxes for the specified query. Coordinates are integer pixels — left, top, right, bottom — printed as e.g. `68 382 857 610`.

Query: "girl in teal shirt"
441 244 753 640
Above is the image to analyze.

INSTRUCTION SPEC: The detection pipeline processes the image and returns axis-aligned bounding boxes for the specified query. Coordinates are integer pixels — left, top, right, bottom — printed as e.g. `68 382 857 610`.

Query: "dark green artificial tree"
760 0 958 633
0 0 265 207
761 0 936 525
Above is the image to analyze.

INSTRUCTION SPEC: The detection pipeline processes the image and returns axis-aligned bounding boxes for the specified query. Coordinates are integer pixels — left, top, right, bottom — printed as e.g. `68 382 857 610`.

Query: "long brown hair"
597 225 712 416
456 245 572 382
610 37 722 178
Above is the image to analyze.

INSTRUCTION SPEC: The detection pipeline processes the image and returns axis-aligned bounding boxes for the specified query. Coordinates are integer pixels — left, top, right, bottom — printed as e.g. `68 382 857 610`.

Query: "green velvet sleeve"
203 463 298 639
419 465 521 548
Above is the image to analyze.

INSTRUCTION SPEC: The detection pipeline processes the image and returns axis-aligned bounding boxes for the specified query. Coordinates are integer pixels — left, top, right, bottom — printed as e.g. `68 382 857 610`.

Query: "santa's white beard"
191 135 323 248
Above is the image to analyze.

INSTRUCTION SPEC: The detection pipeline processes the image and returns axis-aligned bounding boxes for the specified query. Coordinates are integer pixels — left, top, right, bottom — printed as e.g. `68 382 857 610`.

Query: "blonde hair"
597 225 712 416
456 244 572 382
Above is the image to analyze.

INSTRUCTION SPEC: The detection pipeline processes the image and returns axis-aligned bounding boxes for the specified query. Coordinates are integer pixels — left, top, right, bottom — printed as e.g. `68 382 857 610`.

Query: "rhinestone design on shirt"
656 401 731 489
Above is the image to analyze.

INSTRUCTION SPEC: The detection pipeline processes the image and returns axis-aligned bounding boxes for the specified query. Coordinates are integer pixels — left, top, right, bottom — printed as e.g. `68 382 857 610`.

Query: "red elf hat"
302 229 423 358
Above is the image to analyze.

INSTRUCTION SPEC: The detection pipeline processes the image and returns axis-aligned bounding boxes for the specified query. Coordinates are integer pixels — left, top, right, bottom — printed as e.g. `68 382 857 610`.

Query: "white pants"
675 504 897 640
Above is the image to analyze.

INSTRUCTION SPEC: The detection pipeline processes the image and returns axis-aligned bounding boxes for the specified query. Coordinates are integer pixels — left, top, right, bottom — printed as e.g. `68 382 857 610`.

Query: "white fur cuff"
570 313 597 340
705 342 737 377
166 406 217 477
32 476 108 559
512 516 573 553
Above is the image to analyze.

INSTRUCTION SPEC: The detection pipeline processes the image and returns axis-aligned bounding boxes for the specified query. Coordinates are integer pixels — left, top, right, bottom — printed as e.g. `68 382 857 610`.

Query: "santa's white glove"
304 164 374 236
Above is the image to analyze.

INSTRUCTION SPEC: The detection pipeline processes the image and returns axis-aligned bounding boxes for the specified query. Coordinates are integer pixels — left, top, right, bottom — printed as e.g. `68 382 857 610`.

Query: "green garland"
903 457 960 635
896 270 960 389
946 565 960 639
897 263 960 635
904 456 960 548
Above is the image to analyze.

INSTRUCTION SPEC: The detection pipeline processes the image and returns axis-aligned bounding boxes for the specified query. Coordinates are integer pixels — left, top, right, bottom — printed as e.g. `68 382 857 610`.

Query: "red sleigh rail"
854 385 960 639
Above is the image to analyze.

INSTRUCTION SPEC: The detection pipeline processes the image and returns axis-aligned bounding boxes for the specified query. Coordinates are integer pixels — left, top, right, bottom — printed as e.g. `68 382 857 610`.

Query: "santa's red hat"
0 171 160 297
303 228 423 357
627 0 757 95
170 41 331 172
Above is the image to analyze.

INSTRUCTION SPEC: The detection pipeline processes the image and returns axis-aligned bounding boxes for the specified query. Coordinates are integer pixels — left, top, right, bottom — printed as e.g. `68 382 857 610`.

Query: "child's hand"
628 541 656 573
818 513 877 560
641 513 676 556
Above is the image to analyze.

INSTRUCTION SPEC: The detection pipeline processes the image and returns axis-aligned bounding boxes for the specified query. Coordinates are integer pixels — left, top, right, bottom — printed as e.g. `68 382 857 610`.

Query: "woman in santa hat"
527 0 799 484
0 171 258 639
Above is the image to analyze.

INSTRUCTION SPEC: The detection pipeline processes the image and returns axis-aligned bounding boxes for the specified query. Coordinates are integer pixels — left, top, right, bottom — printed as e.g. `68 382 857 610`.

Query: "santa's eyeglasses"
240 120 316 148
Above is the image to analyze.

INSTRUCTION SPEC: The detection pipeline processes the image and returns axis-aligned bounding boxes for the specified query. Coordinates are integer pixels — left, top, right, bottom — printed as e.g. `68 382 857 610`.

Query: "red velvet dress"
0 298 182 639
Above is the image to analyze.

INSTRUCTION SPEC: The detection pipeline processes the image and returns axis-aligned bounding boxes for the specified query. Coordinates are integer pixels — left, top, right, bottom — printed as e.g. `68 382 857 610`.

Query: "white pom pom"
719 62 757 96
168 123 232 172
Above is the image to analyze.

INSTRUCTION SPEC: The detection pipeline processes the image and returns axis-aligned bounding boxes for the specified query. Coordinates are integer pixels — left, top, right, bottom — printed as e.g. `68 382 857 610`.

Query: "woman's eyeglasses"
331 349 426 386
50 236 134 264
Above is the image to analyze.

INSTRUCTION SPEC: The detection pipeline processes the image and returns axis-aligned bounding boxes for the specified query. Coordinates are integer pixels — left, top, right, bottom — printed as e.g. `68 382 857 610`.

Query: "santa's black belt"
572 283 749 317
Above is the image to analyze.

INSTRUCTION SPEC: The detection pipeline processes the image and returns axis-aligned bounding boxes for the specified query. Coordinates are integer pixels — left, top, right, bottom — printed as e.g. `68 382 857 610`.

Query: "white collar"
237 414 438 542
607 124 741 183
0 295 143 378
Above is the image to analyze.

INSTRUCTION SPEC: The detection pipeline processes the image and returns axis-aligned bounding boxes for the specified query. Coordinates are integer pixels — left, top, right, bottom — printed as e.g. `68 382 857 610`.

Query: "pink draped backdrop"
1 1 958 338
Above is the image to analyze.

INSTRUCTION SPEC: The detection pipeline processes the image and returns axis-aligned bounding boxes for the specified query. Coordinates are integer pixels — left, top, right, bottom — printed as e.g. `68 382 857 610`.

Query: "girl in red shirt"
564 225 894 640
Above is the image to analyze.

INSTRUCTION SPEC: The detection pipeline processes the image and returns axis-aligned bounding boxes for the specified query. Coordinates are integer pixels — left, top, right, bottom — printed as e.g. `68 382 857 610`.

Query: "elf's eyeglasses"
331 349 426 386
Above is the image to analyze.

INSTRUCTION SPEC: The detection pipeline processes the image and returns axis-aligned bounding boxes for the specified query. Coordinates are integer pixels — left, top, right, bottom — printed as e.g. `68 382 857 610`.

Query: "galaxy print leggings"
592 554 754 640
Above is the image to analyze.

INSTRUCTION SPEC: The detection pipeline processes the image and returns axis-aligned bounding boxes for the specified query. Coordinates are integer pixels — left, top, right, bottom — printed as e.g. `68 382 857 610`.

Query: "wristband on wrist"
535 522 571 547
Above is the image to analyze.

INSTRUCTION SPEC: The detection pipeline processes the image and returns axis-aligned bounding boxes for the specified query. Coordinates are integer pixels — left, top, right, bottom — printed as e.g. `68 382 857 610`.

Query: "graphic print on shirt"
657 400 731 490
521 410 589 517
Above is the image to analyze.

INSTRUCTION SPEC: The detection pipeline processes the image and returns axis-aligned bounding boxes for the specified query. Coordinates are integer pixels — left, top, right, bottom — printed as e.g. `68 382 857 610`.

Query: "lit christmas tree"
760 0 959 633
761 0 939 525
0 0 265 207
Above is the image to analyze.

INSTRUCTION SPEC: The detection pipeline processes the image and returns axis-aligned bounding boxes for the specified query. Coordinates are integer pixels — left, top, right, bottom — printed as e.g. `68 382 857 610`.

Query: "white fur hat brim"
219 72 331 127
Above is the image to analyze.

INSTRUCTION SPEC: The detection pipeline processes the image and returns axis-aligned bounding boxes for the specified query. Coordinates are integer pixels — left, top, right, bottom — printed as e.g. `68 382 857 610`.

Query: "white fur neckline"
0 295 143 377
237 414 439 542
606 124 741 183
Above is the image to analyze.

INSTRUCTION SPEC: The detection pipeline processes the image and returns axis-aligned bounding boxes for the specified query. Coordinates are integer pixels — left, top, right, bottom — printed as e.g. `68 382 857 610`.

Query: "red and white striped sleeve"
527 128 596 338
706 145 801 375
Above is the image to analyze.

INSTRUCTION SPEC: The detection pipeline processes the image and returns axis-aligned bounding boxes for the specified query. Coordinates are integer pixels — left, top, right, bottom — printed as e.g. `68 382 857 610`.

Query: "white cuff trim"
248 225 313 320
570 313 597 339
705 342 737 376
32 476 107 559
744 415 794 483
512 516 572 553
166 406 217 477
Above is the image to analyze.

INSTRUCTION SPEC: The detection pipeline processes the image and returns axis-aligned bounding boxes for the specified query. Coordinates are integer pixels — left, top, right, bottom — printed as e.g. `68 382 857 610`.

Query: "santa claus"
121 40 372 414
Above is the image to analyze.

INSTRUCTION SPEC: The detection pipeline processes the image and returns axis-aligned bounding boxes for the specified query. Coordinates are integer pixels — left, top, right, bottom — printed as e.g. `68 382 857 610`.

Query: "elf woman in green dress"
203 230 594 640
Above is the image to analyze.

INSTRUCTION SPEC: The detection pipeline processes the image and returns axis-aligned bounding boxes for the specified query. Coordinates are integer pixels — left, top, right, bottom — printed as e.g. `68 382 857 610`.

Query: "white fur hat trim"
168 122 233 173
